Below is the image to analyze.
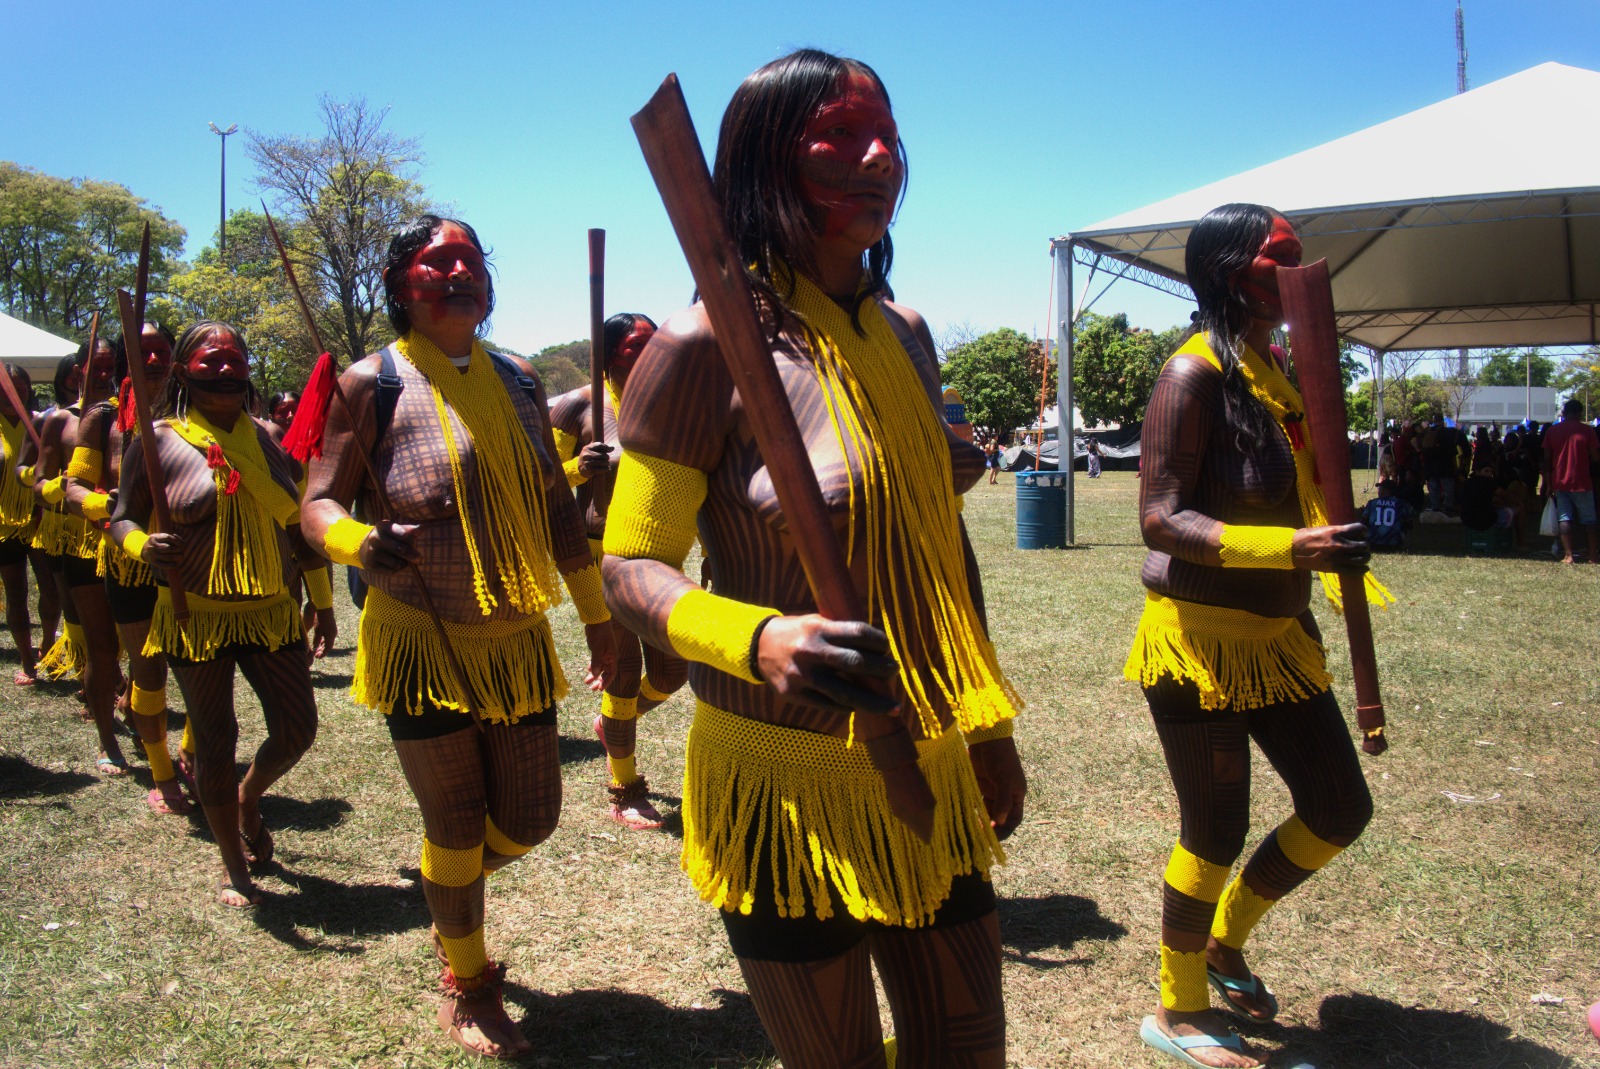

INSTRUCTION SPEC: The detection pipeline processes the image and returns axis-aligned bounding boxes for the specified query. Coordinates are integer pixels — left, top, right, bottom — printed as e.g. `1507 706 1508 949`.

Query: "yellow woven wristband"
18 465 35 488
39 476 66 504
1217 525 1296 569
666 588 778 685
302 566 334 611
66 446 103 482
563 454 588 487
81 491 112 522
964 719 1014 746
122 529 150 562
323 517 373 568
562 561 610 625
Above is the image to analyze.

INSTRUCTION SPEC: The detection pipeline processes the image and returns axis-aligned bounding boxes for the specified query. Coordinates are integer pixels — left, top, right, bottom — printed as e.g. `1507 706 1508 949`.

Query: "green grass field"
1 471 1596 1068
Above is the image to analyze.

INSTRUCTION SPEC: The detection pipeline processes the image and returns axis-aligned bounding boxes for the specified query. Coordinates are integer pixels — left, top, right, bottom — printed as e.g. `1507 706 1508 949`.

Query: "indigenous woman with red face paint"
265 391 299 446
66 321 199 815
550 312 689 829
300 215 616 1060
33 336 132 774
111 321 335 907
604 50 1025 1068
1127 203 1378 1069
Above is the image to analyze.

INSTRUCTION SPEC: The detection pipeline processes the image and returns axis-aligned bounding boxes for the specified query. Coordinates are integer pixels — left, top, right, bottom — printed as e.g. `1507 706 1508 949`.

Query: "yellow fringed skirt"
352 586 567 726
97 536 154 587
1123 592 1331 712
682 701 1003 928
33 510 100 560
145 589 302 662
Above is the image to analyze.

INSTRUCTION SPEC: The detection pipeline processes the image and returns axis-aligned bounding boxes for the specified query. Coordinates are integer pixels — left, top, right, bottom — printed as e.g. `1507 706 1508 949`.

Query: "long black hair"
602 312 657 362
161 321 257 417
1184 202 1284 457
712 48 906 336
382 215 495 338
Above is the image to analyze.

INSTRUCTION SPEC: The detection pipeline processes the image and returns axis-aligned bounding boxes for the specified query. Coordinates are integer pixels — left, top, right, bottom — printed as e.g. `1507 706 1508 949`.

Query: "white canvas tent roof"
0 311 77 379
1056 62 1600 352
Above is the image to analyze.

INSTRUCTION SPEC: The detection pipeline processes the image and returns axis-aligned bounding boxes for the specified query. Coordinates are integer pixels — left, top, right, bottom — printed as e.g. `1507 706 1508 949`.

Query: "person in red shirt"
1541 399 1600 563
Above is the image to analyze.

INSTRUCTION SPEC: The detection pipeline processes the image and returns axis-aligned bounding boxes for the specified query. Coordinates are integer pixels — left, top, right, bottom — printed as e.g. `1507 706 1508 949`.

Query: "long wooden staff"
0 366 44 455
79 312 102 408
261 206 484 731
587 228 612 517
632 75 936 842
116 288 190 625
1278 260 1388 755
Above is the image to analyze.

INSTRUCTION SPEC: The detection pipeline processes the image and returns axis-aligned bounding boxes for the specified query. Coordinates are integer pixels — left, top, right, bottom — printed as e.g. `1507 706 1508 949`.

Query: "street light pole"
207 122 238 264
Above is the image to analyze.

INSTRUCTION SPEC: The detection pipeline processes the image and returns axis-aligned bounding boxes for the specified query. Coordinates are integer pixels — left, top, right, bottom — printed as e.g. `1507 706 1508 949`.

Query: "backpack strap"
373 344 404 449
488 351 542 407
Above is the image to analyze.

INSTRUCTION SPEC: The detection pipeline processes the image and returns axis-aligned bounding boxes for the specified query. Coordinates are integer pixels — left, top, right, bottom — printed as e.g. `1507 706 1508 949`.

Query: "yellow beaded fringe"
144 590 302 662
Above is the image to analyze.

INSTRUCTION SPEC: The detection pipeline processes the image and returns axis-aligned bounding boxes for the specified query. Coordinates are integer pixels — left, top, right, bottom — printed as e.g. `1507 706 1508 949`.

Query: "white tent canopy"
0 311 77 380
1057 62 1600 353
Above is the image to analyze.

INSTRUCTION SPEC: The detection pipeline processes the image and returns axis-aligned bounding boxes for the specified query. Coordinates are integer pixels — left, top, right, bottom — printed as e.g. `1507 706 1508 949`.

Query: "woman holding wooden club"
1126 203 1377 1068
111 321 335 907
300 215 616 1059
604 49 1025 1068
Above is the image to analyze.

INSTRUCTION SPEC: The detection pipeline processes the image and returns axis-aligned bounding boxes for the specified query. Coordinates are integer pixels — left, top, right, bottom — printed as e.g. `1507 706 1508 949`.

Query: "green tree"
1346 380 1377 434
1477 348 1555 387
941 327 1051 440
1553 347 1600 418
1070 313 1179 427
249 97 430 364
530 340 590 395
0 162 185 334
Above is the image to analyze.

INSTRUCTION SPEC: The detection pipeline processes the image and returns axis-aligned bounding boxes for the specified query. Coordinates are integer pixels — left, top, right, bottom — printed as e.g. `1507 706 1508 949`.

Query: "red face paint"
271 396 299 428
608 321 655 382
141 324 173 374
83 340 116 392
404 222 489 322
182 332 251 395
796 73 901 243
1235 215 1303 319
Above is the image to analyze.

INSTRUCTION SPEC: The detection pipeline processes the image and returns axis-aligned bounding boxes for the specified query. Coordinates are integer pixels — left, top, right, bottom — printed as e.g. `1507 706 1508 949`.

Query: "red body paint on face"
141 324 173 374
607 321 655 384
271 397 298 428
1236 215 1303 320
404 223 489 321
182 332 250 393
796 73 901 243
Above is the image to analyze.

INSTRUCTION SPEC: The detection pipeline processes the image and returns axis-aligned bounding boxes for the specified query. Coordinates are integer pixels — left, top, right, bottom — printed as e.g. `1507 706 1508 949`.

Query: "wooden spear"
587 228 612 516
79 312 102 409
0 364 44 455
261 205 484 731
1277 259 1388 755
632 74 936 842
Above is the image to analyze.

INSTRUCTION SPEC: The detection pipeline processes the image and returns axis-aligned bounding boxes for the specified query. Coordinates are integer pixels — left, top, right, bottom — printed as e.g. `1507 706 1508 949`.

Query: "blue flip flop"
1140 1015 1248 1067
1207 965 1279 1021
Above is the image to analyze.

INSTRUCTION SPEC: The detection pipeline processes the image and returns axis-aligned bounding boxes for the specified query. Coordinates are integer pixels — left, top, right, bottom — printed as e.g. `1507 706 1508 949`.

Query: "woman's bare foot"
13 667 35 686
438 965 532 1059
1206 942 1277 1020
217 873 262 908
239 801 274 869
1153 1007 1261 1068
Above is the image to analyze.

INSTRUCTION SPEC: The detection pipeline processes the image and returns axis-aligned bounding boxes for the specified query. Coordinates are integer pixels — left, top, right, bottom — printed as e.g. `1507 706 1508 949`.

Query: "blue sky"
4 1 1597 359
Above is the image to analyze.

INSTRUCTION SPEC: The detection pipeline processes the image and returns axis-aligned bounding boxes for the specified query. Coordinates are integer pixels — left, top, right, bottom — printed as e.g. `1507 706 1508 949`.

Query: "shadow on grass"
998 893 1127 969
310 670 353 690
506 982 770 1067
250 865 431 952
183 796 353 848
0 753 97 798
1251 993 1577 1068
558 734 605 765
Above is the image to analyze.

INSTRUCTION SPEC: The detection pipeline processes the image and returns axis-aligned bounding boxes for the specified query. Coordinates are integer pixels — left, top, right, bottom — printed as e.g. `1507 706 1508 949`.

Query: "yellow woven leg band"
601 692 638 722
438 926 487 981
1217 524 1297 569
1276 815 1343 872
1211 875 1276 950
638 675 672 703
179 717 193 753
322 517 373 569
562 561 610 624
419 838 483 887
665 589 777 685
142 740 175 782
1163 842 1230 903
1160 945 1211 1012
608 753 638 788
130 683 166 717
483 816 532 860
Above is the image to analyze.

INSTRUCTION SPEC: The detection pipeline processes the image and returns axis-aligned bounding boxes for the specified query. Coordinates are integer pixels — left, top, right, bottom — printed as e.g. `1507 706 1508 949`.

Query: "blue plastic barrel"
1015 471 1067 549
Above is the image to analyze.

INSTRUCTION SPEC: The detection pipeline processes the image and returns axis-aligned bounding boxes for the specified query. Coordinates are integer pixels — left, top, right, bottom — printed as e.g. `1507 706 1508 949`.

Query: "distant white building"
1456 385 1561 426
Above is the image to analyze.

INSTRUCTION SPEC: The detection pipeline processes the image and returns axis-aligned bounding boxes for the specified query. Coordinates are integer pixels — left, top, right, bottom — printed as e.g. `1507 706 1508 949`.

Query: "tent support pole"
1057 241 1076 544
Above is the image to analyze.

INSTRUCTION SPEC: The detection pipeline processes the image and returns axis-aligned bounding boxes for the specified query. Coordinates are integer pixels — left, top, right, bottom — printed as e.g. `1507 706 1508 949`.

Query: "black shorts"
60 554 99 590
45 555 80 625
720 867 996 964
167 636 307 668
105 573 158 626
0 538 27 567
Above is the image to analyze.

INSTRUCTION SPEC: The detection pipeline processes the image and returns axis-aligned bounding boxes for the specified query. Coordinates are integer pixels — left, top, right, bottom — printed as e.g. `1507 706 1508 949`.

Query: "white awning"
0 311 78 378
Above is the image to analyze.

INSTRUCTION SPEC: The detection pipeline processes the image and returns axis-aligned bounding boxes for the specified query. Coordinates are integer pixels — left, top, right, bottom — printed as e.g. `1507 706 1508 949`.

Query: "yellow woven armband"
302 566 333 611
81 491 112 522
562 561 610 625
1217 525 1296 569
18 464 36 488
963 719 1014 746
665 588 778 685
66 446 103 482
604 451 707 568
122 529 150 562
39 476 66 504
323 517 373 569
